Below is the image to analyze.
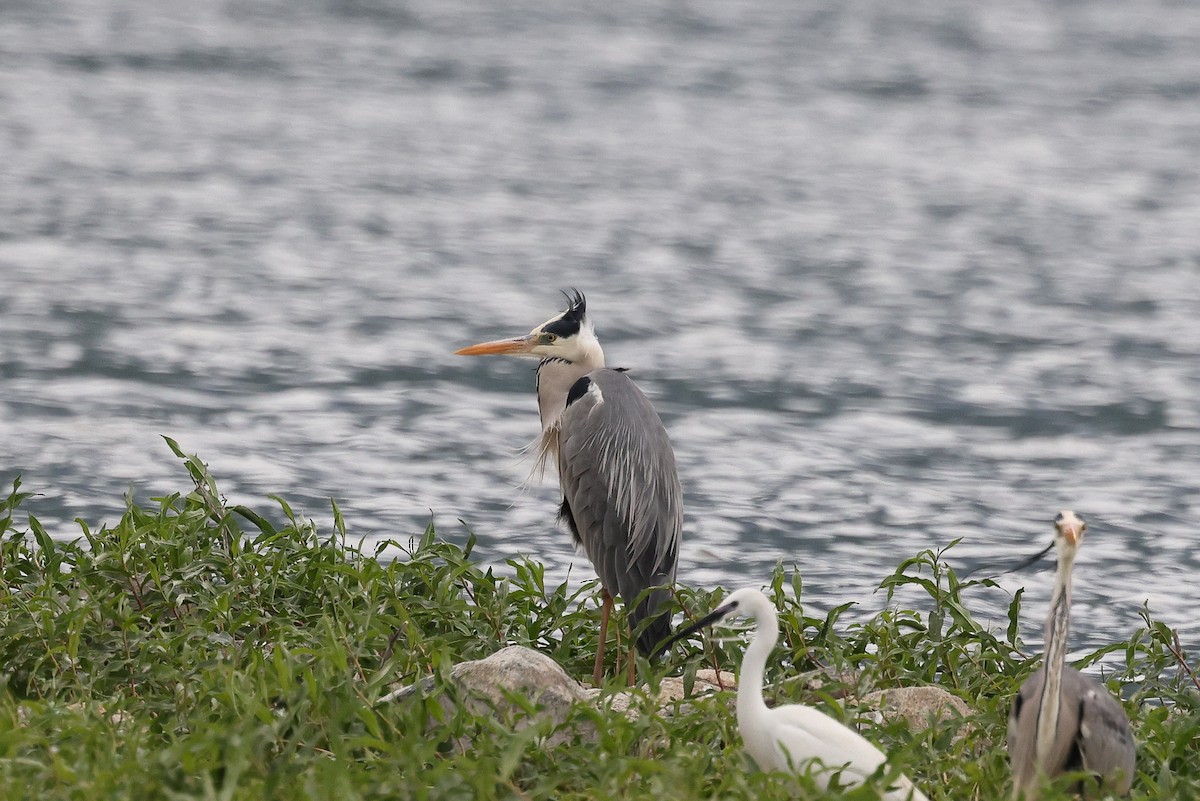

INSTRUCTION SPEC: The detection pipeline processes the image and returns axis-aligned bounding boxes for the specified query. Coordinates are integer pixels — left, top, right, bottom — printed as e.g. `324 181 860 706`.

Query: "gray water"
3 0 1199 655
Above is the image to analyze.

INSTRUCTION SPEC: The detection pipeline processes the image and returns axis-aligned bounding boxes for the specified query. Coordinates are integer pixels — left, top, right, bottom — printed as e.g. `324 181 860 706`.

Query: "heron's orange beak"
454 336 535 356
1059 521 1082 546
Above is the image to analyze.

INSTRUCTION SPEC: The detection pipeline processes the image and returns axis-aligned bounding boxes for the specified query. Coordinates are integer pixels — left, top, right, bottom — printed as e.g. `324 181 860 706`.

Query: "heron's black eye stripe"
542 292 587 338
542 315 581 338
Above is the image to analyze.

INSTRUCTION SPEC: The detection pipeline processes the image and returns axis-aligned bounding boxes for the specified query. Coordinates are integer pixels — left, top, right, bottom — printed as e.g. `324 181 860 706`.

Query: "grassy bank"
0 442 1196 799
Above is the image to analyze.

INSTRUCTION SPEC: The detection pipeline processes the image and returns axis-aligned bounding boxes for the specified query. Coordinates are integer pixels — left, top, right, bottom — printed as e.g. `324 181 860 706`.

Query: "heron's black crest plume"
542 289 588 338
561 288 586 316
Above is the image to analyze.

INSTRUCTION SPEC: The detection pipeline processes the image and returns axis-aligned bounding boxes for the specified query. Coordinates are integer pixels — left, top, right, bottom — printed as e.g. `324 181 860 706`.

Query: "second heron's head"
454 289 602 366
1053 510 1086 553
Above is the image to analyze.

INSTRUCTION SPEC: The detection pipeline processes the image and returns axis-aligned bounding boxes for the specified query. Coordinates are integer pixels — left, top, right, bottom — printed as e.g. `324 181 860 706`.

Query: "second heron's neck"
1035 550 1076 763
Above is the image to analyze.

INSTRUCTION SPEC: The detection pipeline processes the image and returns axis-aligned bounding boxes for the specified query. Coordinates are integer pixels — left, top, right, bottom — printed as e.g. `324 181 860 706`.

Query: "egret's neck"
1035 548 1076 764
737 603 778 722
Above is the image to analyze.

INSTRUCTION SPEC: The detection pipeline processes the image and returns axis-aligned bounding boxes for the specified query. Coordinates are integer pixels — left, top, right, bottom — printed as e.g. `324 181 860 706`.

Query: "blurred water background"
2 0 1199 653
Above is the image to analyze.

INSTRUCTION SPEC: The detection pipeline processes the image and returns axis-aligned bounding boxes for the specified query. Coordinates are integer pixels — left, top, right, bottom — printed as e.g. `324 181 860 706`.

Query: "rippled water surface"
3 0 1200 651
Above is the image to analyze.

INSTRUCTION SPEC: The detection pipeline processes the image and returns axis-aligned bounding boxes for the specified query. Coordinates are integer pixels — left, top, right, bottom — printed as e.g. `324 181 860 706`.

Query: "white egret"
665 587 930 801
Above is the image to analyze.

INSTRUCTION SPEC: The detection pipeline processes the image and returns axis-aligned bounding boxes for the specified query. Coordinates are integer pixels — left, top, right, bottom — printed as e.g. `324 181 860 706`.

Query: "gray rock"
383 644 976 757
589 668 736 715
379 645 592 747
860 685 972 738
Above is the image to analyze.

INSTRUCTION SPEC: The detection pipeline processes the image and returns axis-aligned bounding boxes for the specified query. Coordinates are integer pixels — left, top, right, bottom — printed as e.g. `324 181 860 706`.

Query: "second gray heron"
1007 510 1136 799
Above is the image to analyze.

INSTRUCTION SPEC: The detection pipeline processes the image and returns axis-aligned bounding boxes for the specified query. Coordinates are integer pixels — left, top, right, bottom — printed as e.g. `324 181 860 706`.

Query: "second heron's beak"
454 335 536 356
1059 520 1082 546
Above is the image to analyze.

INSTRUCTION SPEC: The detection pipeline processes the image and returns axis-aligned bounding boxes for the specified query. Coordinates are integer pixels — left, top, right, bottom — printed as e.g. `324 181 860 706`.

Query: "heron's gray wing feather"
1065 670 1136 793
557 369 682 639
1008 667 1082 787
1008 668 1135 796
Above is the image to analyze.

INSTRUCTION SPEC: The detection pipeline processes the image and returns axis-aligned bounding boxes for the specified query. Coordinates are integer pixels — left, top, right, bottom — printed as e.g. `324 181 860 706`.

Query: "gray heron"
455 290 682 685
1007 510 1136 799
661 587 930 801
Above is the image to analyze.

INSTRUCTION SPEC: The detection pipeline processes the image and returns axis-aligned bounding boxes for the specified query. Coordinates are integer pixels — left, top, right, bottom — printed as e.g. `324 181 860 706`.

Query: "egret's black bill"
652 599 735 660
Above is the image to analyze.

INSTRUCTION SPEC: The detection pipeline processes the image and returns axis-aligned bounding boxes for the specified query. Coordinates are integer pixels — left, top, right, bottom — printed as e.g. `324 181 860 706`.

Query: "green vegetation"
0 440 1196 799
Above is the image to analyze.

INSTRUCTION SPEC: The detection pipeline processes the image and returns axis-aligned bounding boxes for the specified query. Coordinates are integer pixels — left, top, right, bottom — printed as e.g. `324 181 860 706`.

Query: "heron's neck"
1035 549 1075 764
531 341 605 473
534 341 605 433
737 604 777 722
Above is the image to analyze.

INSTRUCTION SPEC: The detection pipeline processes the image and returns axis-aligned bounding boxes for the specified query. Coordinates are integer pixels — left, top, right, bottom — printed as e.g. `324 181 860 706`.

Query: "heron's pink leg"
592 590 613 686
611 607 636 685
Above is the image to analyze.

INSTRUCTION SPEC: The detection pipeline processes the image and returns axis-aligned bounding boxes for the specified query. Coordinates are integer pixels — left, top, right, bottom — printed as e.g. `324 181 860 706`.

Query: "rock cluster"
379 645 971 750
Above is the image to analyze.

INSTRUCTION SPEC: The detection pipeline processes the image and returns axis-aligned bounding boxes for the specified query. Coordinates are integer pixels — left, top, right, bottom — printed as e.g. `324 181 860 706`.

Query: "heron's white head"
455 290 604 367
1053 510 1086 552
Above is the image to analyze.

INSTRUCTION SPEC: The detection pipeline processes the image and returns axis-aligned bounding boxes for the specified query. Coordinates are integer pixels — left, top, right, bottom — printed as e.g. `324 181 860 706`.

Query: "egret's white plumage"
673 588 929 801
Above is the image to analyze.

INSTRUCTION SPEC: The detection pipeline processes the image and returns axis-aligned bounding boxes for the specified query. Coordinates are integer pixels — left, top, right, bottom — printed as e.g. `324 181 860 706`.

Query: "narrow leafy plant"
0 444 1194 799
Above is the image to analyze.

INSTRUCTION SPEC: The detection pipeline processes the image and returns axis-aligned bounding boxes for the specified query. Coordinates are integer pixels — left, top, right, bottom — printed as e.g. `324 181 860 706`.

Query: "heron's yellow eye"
542 333 558 344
